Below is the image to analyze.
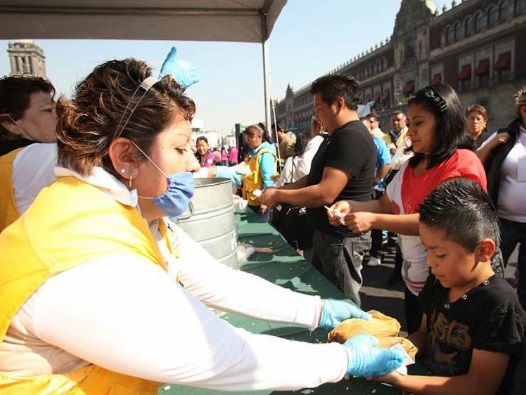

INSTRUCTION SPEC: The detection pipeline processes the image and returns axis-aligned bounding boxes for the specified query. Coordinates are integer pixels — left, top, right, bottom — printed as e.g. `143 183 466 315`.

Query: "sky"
0 0 449 135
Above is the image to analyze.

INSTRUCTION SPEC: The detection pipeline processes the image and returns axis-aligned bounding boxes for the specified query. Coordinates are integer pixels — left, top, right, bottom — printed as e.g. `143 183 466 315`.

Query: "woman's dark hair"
271 122 285 133
56 58 195 175
196 136 209 145
408 83 472 169
294 132 310 156
0 75 55 142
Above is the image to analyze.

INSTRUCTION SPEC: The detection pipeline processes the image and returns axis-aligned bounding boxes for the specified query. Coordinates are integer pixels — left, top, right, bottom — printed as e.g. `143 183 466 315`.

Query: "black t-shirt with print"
419 274 526 394
306 120 376 237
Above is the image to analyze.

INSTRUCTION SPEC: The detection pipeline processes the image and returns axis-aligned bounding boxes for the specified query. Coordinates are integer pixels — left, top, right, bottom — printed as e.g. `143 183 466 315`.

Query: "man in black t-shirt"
260 75 376 305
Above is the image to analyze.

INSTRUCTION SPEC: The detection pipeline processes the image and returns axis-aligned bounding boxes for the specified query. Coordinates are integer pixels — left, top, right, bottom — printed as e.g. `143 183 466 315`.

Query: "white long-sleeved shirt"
274 135 324 188
478 129 526 222
0 166 349 391
297 134 324 178
11 143 57 214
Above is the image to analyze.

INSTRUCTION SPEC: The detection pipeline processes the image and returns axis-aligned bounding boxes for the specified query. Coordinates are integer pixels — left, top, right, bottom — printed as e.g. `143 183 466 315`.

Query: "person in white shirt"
0 75 58 232
0 58 405 394
477 86 526 310
274 116 325 189
300 115 326 176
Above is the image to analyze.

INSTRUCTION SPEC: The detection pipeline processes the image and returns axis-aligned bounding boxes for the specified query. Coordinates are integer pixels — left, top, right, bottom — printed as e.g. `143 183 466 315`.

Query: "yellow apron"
241 147 277 206
0 148 23 232
0 176 167 394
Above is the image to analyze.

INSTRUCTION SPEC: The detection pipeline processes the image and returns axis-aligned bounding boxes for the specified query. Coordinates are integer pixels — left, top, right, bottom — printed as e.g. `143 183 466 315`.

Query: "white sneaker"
367 256 381 267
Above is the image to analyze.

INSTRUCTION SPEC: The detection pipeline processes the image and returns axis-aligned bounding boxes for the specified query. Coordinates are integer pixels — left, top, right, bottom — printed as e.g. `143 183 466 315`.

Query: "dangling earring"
128 174 133 189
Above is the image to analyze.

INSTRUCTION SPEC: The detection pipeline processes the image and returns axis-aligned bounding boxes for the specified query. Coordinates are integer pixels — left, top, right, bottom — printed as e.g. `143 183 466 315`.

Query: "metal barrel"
177 178 239 269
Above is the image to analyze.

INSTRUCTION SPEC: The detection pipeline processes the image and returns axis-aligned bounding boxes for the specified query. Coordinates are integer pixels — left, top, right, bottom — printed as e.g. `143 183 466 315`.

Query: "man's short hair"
466 104 488 122
391 110 406 118
310 74 360 111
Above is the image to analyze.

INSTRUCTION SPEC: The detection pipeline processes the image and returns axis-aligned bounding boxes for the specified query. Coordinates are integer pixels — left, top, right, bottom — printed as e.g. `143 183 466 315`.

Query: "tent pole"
262 40 271 130
260 6 271 131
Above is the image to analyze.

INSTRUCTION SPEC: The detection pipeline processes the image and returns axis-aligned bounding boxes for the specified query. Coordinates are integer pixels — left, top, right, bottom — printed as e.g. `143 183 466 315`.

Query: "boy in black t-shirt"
375 178 525 394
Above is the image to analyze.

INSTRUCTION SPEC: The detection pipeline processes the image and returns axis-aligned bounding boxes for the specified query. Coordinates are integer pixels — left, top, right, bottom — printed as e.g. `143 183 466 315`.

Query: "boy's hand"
369 370 402 385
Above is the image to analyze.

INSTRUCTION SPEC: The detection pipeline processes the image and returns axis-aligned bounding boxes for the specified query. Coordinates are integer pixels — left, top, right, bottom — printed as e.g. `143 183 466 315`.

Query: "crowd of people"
0 51 525 394
258 76 526 393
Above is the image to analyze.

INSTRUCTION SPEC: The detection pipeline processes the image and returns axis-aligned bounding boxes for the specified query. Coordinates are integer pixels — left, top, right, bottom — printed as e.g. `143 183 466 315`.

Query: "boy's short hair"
419 178 499 253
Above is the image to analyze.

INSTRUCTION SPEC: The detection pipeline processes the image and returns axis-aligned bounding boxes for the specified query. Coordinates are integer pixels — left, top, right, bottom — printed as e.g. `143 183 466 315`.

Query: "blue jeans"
310 230 371 306
370 188 384 258
499 217 526 309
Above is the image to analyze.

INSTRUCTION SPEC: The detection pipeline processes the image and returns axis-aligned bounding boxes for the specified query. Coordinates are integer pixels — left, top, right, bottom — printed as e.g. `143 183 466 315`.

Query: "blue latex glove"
319 299 371 329
158 47 200 89
344 334 406 377
214 166 249 186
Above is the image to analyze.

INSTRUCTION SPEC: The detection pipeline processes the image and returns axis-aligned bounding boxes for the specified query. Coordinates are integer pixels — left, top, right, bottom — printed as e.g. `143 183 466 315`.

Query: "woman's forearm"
370 212 420 235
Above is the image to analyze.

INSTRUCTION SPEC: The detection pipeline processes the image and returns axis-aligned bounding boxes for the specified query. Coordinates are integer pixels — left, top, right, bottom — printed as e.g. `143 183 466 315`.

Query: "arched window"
488 5 498 26
499 1 509 20
517 0 526 14
445 26 453 44
454 22 461 40
474 12 483 32
464 17 474 36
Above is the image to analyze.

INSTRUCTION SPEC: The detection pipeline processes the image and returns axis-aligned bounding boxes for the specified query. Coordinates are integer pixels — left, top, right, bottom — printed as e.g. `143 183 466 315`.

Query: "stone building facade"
275 0 526 134
7 40 47 78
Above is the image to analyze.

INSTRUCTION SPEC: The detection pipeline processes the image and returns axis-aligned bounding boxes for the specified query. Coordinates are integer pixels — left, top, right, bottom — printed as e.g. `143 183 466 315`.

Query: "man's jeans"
310 230 371 306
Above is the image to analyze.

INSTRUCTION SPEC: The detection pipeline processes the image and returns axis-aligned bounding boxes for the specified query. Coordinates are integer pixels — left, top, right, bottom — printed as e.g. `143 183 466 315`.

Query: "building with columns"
275 0 526 134
7 40 46 78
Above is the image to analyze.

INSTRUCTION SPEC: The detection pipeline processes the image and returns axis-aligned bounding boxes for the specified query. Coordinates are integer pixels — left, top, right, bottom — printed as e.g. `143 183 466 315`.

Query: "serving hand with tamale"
328 310 418 361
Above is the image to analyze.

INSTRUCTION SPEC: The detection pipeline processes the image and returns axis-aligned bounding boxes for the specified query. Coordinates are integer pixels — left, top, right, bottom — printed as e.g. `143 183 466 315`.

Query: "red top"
390 149 487 216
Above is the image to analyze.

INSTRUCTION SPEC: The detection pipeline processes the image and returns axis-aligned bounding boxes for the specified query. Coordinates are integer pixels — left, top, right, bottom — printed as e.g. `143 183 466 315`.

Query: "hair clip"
514 87 526 105
421 87 447 113
114 76 156 141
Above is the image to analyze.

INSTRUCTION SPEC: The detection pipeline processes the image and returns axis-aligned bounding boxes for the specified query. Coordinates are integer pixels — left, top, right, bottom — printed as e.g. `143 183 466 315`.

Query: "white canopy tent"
0 0 288 126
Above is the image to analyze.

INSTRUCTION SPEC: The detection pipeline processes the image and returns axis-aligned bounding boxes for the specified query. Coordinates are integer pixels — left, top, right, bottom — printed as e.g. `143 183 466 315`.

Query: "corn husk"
328 310 417 359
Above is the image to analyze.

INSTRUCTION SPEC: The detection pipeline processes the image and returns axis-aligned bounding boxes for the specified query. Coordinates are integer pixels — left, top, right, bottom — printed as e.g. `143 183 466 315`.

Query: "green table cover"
161 210 407 395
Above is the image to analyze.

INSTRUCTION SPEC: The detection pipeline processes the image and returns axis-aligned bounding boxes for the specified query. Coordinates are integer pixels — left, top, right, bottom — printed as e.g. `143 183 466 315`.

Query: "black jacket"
485 118 521 206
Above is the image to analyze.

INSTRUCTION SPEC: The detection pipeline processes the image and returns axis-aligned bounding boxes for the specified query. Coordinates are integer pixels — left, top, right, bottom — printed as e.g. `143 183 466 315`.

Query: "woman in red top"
329 84 488 334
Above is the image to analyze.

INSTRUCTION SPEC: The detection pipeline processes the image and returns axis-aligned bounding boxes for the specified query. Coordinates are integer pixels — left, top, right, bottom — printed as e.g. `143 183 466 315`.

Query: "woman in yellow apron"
241 123 278 218
0 58 404 395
